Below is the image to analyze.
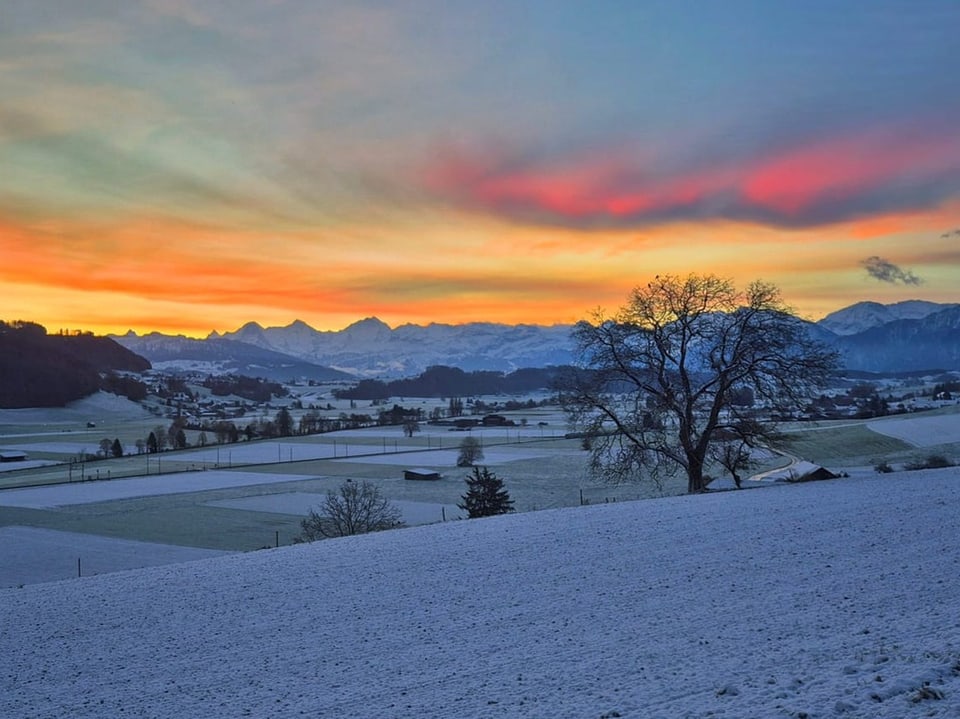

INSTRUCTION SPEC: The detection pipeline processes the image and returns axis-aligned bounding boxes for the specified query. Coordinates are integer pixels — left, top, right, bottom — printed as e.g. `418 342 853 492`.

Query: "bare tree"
564 274 837 493
403 420 420 438
152 424 169 452
297 480 404 540
456 436 484 467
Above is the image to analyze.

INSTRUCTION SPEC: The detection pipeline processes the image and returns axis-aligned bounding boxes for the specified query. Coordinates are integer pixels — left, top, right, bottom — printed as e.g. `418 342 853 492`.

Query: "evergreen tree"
276 407 294 437
111 438 123 458
458 466 514 518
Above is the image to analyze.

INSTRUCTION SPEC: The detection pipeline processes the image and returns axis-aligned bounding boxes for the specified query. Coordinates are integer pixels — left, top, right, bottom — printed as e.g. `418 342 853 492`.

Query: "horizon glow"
2 1 959 338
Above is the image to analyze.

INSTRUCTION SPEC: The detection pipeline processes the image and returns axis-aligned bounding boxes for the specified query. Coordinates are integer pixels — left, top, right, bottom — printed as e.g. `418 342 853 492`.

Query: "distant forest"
0 321 150 408
332 365 569 400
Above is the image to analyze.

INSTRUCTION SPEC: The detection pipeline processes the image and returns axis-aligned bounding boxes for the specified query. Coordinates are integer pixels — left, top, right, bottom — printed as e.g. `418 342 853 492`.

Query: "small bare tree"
457 436 484 467
297 480 404 540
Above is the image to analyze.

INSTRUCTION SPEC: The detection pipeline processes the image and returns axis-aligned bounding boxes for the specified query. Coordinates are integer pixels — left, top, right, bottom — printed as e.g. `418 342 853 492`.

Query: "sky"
2 0 959 336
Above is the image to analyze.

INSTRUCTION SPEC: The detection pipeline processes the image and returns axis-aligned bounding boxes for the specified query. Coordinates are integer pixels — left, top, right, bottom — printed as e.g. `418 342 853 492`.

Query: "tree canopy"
564 274 838 493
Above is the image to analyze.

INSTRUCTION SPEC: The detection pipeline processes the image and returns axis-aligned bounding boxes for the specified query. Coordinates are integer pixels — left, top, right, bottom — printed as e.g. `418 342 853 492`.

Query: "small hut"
404 468 441 481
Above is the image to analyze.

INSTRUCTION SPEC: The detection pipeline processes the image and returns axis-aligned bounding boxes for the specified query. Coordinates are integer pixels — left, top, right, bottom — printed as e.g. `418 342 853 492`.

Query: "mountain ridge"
819 299 958 335
110 301 960 377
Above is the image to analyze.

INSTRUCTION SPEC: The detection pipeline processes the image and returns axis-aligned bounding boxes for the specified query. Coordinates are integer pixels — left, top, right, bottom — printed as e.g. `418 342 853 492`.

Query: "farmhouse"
481 414 514 427
404 468 441 481
0 451 28 463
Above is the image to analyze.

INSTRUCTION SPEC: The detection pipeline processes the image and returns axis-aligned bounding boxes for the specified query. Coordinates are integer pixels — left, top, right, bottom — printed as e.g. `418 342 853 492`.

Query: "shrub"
456 436 484 467
296 480 404 540
874 461 894 474
904 454 954 471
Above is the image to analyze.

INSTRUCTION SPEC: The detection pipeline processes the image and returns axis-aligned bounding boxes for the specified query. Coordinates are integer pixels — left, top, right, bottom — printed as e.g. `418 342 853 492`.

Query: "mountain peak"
819 300 955 336
346 316 391 331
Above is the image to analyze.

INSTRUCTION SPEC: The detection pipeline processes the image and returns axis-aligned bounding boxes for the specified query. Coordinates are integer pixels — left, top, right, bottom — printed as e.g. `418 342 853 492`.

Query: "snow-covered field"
3 468 958 718
333 446 582 468
0 459 59 473
868 413 960 447
0 470 316 509
208 492 464 525
0 527 230 588
177 440 338 464
0 392 153 426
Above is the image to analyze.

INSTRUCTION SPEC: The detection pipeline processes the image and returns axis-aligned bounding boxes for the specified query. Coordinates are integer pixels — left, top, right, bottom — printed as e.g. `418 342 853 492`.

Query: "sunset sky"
2 1 959 337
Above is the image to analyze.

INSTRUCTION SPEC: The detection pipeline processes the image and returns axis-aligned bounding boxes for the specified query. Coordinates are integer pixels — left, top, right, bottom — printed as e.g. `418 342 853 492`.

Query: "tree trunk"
687 455 708 493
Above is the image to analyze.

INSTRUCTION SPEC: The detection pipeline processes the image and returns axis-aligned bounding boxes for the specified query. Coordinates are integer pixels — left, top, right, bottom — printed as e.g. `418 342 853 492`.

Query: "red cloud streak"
424 125 960 227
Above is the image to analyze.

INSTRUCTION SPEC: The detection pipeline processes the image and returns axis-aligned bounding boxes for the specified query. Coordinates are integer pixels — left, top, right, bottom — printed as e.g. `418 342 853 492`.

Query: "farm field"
0 395 682 586
867 412 960 447
0 526 229 587
3 396 958 587
784 404 960 469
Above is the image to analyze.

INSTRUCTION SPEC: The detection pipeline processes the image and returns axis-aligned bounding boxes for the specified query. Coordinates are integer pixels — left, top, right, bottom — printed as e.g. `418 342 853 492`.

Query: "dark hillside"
333 364 568 399
0 321 150 408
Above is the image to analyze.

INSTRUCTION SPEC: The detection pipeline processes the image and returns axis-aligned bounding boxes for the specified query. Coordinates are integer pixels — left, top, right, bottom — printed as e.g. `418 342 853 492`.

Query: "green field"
780 423 913 466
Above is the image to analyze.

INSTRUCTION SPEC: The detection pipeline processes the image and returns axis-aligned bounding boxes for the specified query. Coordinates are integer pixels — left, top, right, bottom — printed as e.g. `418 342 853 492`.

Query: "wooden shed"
404 468 441 481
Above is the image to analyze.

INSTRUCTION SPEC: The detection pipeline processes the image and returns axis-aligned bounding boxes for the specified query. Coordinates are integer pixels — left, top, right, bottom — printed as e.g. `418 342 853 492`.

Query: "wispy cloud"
861 256 924 285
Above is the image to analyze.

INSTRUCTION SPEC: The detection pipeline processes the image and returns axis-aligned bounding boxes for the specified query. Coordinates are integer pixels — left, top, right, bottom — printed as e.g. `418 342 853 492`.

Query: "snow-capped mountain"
818 300 957 336
830 305 960 373
215 317 575 376
112 300 960 379
113 332 353 381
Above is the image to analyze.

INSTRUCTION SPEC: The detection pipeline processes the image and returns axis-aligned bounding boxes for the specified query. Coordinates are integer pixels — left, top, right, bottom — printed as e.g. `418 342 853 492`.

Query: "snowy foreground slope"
3 470 959 719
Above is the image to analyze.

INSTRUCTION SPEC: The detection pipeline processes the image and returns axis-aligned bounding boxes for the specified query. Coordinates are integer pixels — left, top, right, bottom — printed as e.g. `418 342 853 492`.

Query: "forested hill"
332 365 569 400
0 321 150 408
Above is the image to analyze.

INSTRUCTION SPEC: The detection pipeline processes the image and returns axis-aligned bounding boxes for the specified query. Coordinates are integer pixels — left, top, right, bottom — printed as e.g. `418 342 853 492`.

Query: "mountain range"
116 318 574 378
111 300 960 378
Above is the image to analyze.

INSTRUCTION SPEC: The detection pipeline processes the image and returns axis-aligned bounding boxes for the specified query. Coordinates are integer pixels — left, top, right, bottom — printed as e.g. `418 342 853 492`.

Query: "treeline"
0 321 150 408
333 365 570 400
202 375 289 402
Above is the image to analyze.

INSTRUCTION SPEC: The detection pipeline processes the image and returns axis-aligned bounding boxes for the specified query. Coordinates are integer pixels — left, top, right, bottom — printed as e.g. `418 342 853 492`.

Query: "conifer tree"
458 466 514 518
